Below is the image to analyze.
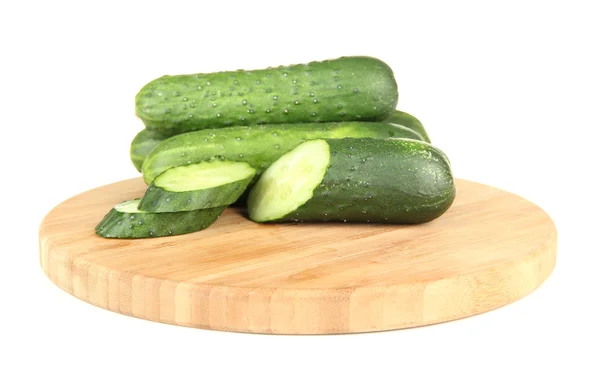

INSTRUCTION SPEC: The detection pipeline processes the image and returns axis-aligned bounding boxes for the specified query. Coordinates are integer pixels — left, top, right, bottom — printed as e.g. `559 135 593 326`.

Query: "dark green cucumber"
247 138 455 224
95 199 225 238
386 110 431 143
138 160 256 212
130 129 171 172
142 121 424 185
135 56 399 135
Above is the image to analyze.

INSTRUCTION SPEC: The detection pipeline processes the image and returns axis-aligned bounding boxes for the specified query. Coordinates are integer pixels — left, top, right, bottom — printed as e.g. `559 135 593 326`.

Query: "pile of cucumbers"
96 56 455 239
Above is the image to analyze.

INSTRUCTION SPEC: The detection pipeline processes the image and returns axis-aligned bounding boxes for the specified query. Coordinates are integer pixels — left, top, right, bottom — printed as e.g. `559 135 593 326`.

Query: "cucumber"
130 129 170 172
135 56 399 135
95 199 225 238
142 121 425 185
138 160 256 212
386 110 431 143
247 138 455 224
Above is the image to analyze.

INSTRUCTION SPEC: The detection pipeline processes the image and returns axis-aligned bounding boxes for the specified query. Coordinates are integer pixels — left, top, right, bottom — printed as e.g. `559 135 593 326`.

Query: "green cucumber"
138 160 256 212
247 138 455 224
386 110 431 143
95 199 225 238
142 121 425 185
135 56 399 135
130 129 170 172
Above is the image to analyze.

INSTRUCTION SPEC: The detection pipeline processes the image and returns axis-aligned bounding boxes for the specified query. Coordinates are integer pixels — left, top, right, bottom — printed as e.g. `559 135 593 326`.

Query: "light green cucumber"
135 56 399 135
247 138 455 224
386 110 431 143
95 199 225 238
142 121 425 185
138 160 256 212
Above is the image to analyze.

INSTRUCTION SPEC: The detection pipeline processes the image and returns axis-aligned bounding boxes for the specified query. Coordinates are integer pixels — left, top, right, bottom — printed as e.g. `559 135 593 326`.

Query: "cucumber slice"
138 160 256 212
247 138 455 224
95 199 225 238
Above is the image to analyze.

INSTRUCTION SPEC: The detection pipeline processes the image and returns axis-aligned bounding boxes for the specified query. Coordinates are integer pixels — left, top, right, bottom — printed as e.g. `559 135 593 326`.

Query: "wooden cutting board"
39 177 557 334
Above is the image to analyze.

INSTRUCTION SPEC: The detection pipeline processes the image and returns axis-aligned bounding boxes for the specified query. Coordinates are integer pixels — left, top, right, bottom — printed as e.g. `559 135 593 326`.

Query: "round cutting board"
39 178 557 334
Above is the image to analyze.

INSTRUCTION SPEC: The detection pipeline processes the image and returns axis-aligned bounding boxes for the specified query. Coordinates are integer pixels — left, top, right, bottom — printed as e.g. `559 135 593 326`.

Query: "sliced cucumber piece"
95 199 225 238
138 160 256 213
247 138 455 224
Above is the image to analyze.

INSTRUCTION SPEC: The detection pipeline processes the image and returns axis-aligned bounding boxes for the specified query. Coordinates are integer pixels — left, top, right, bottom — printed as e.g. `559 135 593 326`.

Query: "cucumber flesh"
95 199 225 238
247 140 330 222
115 200 144 213
248 138 455 224
138 160 256 212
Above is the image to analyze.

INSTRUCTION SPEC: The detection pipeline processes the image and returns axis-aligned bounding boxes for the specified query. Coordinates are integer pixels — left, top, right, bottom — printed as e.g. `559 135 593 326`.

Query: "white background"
2 0 599 377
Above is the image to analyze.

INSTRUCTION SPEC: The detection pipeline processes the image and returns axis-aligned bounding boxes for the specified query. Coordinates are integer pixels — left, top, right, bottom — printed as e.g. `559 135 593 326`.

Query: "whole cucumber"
130 129 171 172
135 56 399 135
386 110 431 143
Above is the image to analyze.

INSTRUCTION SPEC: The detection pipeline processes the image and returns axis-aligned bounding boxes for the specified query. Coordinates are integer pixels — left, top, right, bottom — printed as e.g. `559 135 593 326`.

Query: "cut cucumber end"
247 139 330 222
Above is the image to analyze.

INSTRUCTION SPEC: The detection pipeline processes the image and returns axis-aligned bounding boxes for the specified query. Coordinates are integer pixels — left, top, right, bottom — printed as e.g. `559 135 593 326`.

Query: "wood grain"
39 177 557 334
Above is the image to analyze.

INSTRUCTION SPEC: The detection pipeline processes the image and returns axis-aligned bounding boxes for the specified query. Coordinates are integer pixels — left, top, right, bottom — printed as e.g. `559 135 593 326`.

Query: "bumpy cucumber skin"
135 56 399 135
95 202 226 238
130 129 170 172
138 174 255 212
142 122 424 185
261 138 455 224
386 110 431 143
